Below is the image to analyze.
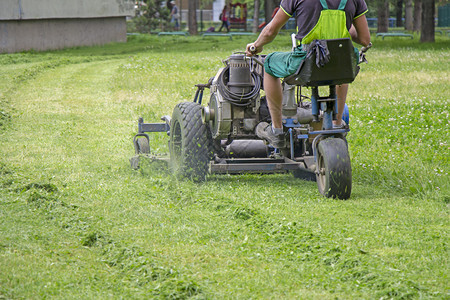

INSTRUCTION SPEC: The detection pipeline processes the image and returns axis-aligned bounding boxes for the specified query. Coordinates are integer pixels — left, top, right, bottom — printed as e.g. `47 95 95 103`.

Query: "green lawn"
0 35 448 299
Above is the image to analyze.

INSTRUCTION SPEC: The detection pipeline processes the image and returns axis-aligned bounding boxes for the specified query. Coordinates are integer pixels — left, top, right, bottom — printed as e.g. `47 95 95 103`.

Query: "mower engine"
202 54 267 140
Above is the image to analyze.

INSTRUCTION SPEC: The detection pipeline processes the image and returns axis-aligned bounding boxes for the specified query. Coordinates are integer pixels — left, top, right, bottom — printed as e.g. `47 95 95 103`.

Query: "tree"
377 0 389 33
132 0 170 33
186 0 216 35
413 0 422 32
420 0 435 42
396 0 403 27
188 0 198 35
405 0 413 30
253 0 261 33
265 0 278 24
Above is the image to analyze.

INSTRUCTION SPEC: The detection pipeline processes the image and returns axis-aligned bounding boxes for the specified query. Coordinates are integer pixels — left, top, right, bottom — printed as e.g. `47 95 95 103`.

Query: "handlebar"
360 42 372 53
245 55 264 68
244 45 264 67
358 42 372 64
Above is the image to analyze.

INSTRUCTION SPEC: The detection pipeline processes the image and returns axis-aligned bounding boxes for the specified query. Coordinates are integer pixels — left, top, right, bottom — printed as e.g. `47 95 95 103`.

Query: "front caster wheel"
316 138 352 199
136 137 150 154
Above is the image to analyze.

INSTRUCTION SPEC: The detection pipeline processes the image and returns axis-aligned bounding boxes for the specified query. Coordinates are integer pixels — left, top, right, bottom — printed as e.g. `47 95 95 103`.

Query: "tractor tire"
169 102 213 181
316 138 352 199
136 137 150 154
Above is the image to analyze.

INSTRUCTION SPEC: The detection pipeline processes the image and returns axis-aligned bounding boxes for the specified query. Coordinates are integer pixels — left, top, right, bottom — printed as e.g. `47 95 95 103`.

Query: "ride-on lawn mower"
131 36 371 199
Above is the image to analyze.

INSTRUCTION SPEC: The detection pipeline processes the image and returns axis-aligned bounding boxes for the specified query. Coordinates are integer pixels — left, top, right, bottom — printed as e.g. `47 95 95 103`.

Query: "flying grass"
0 34 448 299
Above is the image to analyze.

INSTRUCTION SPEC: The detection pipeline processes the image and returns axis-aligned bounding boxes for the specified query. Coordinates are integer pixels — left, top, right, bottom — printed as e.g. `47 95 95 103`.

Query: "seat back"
284 38 359 87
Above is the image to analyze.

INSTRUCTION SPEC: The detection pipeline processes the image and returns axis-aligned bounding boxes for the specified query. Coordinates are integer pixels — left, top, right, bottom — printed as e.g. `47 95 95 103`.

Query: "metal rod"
289 128 294 160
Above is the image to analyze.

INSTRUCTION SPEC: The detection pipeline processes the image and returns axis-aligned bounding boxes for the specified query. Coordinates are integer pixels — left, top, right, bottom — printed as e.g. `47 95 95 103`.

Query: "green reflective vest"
300 0 351 45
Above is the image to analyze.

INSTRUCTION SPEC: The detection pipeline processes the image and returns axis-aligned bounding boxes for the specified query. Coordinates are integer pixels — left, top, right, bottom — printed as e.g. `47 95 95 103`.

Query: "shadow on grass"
135 157 409 201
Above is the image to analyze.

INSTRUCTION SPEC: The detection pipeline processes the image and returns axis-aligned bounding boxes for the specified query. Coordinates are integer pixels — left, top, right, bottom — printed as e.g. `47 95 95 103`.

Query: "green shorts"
264 46 307 78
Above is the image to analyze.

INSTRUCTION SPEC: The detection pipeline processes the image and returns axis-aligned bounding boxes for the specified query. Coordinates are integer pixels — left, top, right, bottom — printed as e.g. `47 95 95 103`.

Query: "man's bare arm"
350 14 371 46
246 9 291 56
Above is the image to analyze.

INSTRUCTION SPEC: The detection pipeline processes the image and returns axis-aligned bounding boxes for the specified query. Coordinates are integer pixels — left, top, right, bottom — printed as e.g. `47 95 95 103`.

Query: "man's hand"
245 43 263 56
245 9 290 57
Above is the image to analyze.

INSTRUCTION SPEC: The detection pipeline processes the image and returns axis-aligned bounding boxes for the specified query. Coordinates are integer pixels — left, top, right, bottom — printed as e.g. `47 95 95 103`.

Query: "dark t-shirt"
280 0 368 41
172 5 178 16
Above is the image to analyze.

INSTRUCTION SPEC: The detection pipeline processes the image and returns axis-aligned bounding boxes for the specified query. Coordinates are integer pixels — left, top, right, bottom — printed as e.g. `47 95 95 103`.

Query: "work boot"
333 120 347 129
333 120 348 137
255 122 285 148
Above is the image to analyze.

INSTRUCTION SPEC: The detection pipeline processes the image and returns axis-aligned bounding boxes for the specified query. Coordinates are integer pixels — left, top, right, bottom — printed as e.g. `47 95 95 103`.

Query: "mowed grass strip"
0 35 448 299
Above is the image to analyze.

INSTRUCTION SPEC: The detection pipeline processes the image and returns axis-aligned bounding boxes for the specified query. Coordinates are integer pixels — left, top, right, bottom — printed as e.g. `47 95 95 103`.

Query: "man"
170 1 180 31
245 0 371 148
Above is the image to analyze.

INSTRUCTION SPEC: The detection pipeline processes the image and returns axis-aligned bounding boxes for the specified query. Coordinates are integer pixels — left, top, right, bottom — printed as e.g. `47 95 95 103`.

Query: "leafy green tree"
133 0 171 33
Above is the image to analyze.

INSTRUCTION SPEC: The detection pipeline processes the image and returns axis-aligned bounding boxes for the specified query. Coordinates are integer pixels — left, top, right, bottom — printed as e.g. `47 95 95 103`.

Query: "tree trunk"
420 0 435 42
253 0 260 33
396 0 403 27
377 0 390 33
405 0 413 30
188 0 197 35
413 0 422 32
265 0 278 24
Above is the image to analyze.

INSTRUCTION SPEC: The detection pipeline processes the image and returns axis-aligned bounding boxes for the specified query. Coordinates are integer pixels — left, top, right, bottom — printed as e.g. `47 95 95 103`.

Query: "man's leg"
255 70 285 148
335 84 348 126
264 70 283 129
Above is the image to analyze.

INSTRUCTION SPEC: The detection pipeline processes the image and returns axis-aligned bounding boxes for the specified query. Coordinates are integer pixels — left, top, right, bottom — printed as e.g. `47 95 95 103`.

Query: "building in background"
0 0 135 53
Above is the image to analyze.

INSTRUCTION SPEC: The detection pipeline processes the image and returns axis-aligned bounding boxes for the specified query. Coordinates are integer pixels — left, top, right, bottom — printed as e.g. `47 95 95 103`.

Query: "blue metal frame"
283 118 303 128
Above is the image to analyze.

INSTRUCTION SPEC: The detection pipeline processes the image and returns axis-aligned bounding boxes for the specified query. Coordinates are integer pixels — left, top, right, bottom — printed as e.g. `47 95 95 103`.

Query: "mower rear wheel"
316 138 352 199
169 102 213 181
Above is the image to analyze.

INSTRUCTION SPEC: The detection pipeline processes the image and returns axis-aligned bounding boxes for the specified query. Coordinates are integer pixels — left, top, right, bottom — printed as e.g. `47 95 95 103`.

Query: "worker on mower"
245 0 371 148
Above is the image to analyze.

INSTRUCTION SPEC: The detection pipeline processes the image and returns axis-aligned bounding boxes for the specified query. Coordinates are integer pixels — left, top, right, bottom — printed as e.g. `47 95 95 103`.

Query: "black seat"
284 38 359 87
